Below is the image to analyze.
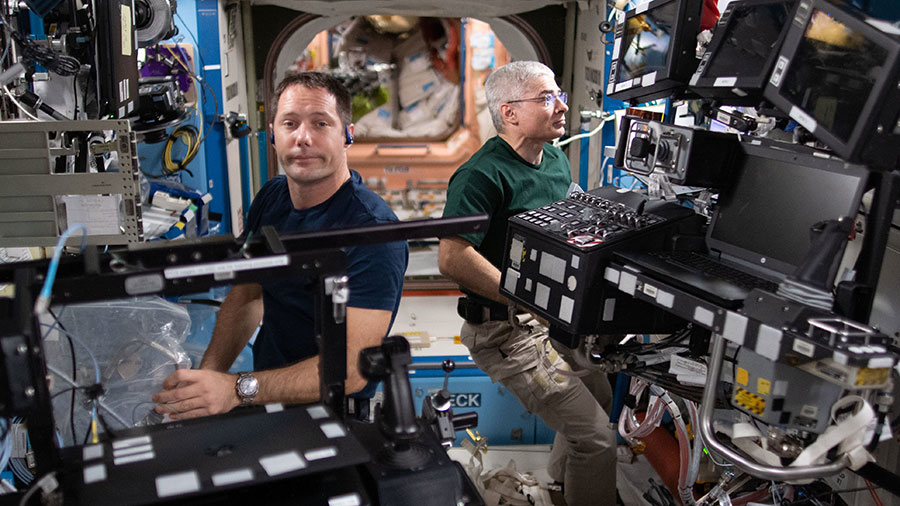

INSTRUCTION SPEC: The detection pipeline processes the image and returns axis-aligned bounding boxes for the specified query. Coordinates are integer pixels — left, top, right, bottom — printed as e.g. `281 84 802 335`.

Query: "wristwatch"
235 372 259 406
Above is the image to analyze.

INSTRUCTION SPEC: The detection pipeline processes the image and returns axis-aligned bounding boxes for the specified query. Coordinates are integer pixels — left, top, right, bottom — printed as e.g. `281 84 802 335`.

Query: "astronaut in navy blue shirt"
153 73 408 419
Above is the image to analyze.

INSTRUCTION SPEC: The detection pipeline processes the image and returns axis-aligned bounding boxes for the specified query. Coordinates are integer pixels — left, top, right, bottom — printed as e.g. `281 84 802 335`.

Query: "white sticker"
113 444 153 458
212 469 254 487
165 255 290 279
259 451 307 476
530 249 539 262
603 298 616 321
723 311 748 345
612 38 621 60
635 1 649 14
869 357 894 369
329 494 362 506
755 325 782 361
714 77 737 87
693 306 714 327
792 339 815 358
307 405 329 419
504 268 520 295
656 290 674 309
618 272 637 296
615 80 633 93
789 105 818 134
535 283 550 310
113 436 152 450
304 447 338 461
265 403 284 413
538 252 567 284
83 464 107 484
571 255 580 269
509 237 524 269
320 422 346 439
642 71 657 87
83 444 104 461
559 296 575 323
604 267 620 284
114 451 155 466
643 284 658 298
156 471 200 498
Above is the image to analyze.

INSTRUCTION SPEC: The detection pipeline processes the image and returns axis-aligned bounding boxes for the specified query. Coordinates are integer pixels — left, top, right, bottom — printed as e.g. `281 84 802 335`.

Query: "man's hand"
152 369 240 420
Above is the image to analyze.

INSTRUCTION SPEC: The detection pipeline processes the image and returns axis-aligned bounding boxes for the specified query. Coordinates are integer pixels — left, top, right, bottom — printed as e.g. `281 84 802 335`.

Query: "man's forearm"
252 353 368 405
253 357 321 404
200 284 263 371
439 237 508 305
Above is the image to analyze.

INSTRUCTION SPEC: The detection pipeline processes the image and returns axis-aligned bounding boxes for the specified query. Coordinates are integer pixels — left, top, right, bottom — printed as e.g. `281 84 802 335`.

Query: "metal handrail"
697 333 851 481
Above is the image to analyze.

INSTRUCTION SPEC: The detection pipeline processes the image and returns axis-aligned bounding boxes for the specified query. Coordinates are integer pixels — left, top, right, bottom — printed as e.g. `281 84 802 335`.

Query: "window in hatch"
286 17 512 220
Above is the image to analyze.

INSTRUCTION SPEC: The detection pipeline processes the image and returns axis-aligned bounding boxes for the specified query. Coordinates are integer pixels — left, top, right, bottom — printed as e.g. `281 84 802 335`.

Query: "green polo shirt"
443 136 571 303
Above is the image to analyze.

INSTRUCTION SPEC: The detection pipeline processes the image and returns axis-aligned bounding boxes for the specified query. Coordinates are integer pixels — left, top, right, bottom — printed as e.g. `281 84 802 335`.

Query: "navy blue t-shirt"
243 170 408 372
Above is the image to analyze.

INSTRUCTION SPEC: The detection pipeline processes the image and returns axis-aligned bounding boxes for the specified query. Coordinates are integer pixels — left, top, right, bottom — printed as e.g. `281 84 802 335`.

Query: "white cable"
1 85 39 120
17 471 56 506
554 115 613 148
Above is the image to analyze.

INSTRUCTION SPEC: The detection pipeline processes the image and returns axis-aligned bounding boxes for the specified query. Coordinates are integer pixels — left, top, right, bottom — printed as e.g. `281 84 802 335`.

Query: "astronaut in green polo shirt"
439 61 616 506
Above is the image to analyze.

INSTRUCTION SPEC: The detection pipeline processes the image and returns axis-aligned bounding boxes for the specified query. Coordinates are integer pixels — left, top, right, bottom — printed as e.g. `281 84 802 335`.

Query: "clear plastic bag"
43 297 192 445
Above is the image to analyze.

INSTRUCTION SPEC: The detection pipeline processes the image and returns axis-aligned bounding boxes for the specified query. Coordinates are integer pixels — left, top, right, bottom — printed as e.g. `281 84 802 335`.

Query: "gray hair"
484 61 556 133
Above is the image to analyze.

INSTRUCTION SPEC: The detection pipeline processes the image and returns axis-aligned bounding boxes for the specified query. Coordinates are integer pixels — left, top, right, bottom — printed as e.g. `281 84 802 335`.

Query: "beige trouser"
460 318 617 506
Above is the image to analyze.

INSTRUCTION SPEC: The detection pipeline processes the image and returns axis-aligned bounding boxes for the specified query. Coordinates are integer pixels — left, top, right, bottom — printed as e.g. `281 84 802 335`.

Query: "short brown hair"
271 72 352 126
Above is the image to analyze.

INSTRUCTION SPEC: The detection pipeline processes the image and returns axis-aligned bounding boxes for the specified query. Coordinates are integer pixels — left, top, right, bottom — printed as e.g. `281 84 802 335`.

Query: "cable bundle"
162 124 199 176
11 32 79 76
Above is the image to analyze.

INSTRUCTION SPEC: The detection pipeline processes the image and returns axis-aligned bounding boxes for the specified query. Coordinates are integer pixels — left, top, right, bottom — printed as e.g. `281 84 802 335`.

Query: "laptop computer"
616 141 869 309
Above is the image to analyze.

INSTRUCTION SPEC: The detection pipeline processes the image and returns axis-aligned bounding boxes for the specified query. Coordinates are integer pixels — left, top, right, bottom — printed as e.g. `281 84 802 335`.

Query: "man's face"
271 85 348 186
511 75 568 142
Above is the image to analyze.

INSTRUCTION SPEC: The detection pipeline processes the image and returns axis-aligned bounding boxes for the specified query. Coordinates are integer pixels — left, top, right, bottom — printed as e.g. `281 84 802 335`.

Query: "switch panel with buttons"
500 186 704 343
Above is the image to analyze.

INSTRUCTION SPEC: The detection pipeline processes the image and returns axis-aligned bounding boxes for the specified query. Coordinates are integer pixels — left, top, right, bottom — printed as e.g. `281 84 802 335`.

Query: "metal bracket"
326 275 350 324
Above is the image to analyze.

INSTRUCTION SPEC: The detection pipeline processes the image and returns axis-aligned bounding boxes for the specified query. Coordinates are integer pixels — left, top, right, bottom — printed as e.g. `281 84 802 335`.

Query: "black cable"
50 385 91 401
81 414 92 445
11 31 80 76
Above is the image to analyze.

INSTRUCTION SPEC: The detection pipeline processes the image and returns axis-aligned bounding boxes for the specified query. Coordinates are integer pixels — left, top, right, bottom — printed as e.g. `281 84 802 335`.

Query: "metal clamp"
326 275 350 324
697 333 850 480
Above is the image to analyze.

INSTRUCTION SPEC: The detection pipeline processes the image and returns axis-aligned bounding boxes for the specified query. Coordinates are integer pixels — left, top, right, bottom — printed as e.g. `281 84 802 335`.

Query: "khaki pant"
460 318 617 506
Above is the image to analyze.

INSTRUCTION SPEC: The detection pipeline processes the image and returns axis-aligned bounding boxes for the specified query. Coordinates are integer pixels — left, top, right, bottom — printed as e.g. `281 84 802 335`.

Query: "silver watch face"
238 375 259 397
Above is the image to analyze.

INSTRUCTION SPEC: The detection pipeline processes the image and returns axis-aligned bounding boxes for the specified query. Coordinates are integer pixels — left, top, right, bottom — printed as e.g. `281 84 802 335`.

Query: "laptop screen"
707 142 868 277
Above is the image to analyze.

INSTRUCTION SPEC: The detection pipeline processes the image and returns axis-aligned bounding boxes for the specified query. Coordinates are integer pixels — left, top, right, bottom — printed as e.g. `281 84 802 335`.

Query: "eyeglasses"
507 92 567 108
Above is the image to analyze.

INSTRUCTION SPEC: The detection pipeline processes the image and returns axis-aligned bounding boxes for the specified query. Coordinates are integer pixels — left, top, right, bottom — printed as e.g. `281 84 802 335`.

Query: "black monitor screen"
704 3 791 78
710 149 865 273
780 9 889 142
617 1 677 83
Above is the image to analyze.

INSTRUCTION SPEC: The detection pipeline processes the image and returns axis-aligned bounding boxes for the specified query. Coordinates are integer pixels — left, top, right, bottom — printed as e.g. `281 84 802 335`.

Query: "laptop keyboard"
658 251 780 293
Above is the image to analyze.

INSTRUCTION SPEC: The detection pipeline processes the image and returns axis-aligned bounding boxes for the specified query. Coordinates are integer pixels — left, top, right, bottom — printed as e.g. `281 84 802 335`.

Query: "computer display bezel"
606 0 704 104
689 0 796 105
707 140 869 277
763 0 900 168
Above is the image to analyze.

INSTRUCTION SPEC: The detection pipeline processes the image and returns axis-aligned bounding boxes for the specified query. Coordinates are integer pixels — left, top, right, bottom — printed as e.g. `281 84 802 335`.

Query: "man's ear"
500 103 517 127
269 124 275 147
345 123 355 147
